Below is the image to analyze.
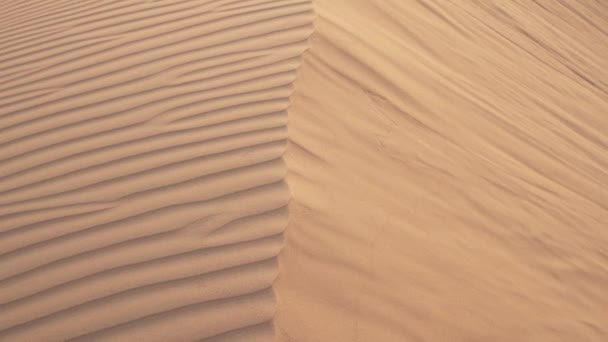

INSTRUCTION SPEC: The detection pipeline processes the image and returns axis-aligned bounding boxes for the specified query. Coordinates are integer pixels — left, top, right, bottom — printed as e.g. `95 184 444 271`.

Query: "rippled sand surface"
0 1 312 340
1 0 607 341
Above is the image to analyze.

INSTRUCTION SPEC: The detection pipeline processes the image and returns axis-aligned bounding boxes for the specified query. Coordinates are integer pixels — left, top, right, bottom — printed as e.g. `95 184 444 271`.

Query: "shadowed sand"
0 0 312 340
275 0 608 341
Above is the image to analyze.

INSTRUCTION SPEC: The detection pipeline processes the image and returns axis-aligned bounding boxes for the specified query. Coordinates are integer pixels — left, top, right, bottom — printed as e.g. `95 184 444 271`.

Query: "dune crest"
0 0 313 340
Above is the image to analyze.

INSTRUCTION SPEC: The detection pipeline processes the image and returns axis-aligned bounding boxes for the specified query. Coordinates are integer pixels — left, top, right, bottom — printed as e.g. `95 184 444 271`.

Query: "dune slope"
0 0 312 340
275 0 608 341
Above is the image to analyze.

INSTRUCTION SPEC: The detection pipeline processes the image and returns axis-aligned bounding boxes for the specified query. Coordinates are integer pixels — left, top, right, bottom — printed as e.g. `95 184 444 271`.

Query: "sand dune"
0 0 312 340
275 0 608 341
2 0 607 341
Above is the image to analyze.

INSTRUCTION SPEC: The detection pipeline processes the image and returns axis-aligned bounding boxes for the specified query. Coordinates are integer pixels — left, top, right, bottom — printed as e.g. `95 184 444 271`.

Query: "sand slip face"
275 0 608 341
0 0 313 340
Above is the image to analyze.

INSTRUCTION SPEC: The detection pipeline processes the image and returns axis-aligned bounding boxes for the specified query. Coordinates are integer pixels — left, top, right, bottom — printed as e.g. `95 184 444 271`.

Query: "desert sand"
1 0 607 341
275 0 608 341
0 0 312 340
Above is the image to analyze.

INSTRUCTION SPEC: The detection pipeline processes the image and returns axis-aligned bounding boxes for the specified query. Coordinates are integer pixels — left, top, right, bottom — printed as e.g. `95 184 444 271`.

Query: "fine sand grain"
0 0 312 340
275 0 608 341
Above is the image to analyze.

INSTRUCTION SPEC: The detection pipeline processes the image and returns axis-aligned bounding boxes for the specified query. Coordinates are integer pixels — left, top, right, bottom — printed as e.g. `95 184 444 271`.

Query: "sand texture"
0 0 312 340
275 0 608 341
1 0 608 341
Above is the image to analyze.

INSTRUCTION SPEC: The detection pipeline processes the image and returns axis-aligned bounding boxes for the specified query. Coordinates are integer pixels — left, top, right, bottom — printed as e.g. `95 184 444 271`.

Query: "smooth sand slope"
275 0 608 341
0 0 312 340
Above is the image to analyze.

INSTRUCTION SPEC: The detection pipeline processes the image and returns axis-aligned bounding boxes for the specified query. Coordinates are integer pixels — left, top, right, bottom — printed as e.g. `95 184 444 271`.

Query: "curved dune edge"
275 0 608 341
0 0 313 341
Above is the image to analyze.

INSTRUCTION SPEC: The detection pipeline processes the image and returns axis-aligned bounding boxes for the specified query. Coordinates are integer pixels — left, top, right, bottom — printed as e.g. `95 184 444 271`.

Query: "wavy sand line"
0 0 313 340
